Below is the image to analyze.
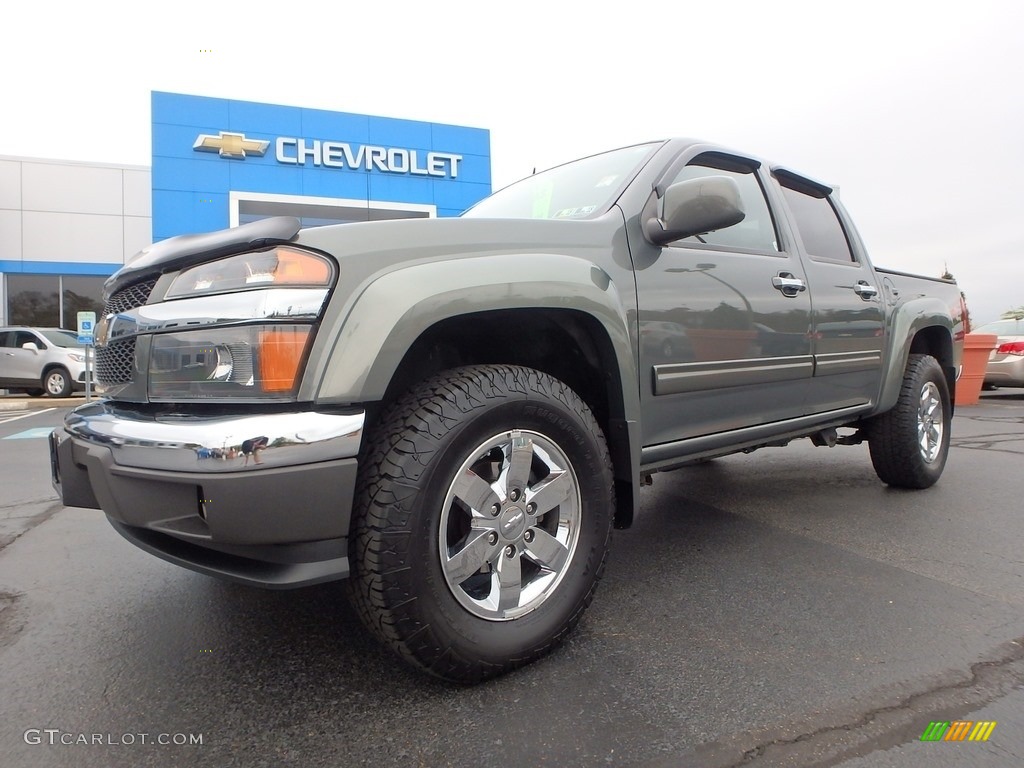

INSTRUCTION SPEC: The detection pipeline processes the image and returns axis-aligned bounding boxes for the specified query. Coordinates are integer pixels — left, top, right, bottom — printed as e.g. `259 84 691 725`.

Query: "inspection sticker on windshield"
553 205 596 218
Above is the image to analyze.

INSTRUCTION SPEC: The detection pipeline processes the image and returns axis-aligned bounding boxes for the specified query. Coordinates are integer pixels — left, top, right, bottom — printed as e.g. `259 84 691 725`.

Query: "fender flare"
309 252 642 521
313 252 636 404
877 296 957 413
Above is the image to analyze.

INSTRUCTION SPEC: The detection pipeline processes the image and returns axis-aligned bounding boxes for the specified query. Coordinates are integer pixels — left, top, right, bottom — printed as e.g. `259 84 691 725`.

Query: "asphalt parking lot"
1 391 1022 767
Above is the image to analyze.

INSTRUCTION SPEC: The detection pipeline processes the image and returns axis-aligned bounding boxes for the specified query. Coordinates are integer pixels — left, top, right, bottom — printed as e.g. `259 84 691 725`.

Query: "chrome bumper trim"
62 401 363 473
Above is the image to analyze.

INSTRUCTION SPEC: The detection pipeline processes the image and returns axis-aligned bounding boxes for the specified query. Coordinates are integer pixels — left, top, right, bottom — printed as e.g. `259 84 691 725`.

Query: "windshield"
463 143 660 220
38 329 83 348
976 319 1024 336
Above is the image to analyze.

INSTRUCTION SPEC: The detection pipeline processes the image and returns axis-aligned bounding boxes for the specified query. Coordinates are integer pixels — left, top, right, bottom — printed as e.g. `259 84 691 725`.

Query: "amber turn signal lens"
273 249 332 284
259 327 311 391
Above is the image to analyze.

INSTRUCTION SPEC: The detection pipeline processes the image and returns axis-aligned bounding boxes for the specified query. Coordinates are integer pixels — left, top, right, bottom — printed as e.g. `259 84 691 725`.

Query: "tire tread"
868 353 950 489
347 365 613 683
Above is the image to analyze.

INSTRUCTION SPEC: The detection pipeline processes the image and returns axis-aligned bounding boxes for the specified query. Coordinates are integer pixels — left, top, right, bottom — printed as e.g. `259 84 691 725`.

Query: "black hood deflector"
105 216 302 298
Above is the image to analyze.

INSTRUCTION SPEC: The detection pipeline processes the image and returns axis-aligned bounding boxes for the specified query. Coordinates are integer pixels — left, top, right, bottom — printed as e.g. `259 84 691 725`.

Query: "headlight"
149 325 312 401
165 247 334 299
67 353 86 363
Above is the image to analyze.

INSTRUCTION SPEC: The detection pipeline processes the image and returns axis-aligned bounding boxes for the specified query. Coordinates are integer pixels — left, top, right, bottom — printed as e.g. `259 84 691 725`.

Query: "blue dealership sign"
151 92 491 241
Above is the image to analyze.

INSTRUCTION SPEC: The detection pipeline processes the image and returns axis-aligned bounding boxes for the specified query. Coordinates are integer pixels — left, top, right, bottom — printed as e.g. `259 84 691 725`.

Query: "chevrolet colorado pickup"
49 139 965 682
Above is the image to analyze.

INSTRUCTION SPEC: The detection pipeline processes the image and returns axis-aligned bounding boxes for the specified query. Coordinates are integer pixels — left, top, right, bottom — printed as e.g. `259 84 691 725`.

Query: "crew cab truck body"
49 139 965 682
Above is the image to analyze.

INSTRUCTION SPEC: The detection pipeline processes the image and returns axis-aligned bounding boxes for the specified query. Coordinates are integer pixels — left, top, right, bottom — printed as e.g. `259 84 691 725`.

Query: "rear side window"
780 185 854 262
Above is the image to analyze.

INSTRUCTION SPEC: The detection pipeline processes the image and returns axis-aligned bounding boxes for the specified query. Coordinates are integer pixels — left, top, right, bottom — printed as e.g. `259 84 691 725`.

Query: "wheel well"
379 309 635 527
41 364 68 377
909 326 956 405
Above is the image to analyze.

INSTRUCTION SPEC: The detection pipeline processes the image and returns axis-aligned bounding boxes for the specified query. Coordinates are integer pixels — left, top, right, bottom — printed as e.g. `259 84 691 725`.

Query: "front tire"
348 365 614 683
43 367 72 398
868 354 951 489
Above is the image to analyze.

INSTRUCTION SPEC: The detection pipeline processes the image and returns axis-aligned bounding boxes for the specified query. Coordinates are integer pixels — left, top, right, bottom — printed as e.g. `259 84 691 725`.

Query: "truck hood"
105 213 621 300
294 214 620 270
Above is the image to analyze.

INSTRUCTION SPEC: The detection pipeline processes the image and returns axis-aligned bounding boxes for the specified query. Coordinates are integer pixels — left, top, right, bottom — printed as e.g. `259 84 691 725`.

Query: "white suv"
0 327 90 397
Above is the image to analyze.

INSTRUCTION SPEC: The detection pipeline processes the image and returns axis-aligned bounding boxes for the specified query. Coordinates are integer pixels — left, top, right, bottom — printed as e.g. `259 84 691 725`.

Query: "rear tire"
43 367 72 398
868 354 950 489
348 365 614 683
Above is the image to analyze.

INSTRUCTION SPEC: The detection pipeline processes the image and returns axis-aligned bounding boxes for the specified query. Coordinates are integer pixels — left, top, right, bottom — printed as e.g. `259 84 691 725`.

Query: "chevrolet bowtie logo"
192 131 269 159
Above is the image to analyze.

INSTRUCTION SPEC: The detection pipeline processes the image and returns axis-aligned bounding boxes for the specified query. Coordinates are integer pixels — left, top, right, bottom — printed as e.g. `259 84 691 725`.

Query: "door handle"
772 273 806 297
854 281 879 299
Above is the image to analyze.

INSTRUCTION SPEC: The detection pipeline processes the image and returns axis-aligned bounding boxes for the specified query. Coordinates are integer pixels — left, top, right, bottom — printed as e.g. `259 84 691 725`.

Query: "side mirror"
646 176 746 246
21 342 40 352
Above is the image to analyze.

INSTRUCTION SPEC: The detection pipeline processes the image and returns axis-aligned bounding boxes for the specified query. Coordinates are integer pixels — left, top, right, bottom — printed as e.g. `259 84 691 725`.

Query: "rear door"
0 331 16 385
1 330 44 386
773 171 885 413
635 152 814 446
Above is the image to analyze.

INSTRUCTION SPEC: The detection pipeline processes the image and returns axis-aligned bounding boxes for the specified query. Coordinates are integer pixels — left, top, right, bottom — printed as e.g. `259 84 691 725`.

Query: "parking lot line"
0 408 53 425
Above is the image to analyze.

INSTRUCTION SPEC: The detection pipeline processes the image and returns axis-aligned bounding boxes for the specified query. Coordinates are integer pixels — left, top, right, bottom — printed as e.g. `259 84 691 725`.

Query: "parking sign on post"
77 312 96 344
77 312 96 401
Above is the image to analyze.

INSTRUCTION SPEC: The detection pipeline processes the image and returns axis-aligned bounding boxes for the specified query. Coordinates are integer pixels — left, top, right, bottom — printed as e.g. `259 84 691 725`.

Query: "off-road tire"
868 354 951 489
347 365 614 683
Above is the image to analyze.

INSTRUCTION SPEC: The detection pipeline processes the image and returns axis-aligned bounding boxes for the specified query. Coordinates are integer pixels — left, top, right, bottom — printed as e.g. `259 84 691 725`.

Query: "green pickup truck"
50 139 965 682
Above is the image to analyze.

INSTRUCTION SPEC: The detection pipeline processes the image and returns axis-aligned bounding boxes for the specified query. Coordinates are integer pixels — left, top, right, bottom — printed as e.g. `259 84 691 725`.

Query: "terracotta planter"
955 333 998 406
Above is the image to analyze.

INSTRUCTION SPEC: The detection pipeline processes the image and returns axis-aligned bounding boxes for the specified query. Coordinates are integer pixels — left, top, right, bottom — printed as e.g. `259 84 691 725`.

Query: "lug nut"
505 545 516 557
524 530 534 543
526 502 536 514
488 532 498 545
490 503 500 516
510 489 520 502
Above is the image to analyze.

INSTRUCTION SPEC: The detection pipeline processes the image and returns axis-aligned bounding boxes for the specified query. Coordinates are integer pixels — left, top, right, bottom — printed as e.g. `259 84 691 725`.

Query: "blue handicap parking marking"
3 428 55 440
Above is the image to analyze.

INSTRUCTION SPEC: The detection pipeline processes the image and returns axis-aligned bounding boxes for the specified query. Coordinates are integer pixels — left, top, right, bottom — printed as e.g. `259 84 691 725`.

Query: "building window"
61 276 106 325
5 275 106 328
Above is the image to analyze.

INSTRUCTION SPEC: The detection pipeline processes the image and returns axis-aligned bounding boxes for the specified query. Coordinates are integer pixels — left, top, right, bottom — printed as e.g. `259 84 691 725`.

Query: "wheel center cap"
499 506 526 539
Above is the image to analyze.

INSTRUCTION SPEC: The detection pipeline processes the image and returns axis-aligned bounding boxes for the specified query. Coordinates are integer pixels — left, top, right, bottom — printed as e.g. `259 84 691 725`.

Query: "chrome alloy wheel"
918 380 944 463
438 429 581 621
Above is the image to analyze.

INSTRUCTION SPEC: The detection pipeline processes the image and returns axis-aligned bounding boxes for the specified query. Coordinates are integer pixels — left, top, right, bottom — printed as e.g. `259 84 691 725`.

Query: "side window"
14 331 41 349
780 185 854 262
0 332 13 348
666 159 779 252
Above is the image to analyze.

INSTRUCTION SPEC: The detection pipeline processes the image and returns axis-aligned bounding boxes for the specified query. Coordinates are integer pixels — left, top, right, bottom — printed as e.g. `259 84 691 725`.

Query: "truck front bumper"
49 401 364 589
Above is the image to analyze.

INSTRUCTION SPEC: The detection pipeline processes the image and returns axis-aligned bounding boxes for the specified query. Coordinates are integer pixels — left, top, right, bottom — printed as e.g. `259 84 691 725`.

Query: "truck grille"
104 278 158 316
96 278 158 385
96 338 137 385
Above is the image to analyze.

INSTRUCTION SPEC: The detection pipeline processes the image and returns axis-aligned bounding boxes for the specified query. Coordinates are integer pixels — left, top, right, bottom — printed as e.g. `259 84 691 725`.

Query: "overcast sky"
2 0 1021 323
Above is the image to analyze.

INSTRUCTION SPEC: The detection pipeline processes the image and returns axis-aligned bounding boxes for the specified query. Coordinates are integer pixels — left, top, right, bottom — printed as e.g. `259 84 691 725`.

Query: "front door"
634 153 814 447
